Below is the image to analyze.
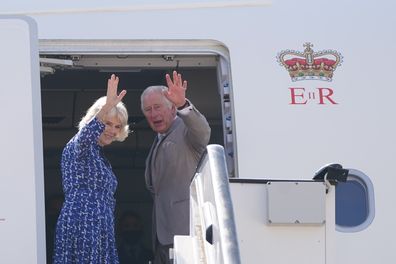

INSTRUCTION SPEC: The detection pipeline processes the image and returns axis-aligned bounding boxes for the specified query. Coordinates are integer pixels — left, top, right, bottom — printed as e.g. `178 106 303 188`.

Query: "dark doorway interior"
41 66 224 262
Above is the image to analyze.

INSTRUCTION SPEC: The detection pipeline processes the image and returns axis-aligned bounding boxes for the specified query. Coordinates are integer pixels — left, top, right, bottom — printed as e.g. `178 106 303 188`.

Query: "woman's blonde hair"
78 96 129 142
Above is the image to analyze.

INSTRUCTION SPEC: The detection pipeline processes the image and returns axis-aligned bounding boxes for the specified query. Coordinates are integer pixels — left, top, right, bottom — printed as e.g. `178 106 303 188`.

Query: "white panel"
267 181 326 224
0 16 45 264
173 236 198 264
230 181 327 264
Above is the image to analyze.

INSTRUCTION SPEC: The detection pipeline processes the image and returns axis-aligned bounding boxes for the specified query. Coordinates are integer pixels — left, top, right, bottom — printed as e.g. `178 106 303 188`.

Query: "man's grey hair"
140 85 173 111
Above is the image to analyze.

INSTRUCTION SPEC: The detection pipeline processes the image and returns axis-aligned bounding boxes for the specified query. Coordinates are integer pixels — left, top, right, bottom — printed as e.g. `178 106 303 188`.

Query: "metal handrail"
190 144 241 264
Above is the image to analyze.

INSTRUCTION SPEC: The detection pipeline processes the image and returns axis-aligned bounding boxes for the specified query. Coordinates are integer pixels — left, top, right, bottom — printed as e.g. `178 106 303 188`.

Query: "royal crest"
277 43 342 82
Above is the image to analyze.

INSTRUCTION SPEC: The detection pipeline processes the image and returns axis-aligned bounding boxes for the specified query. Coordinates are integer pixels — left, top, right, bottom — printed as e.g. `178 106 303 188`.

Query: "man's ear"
171 105 177 116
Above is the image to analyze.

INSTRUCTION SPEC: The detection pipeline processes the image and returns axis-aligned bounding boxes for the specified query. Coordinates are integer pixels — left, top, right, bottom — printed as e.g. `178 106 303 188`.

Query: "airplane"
1 0 395 263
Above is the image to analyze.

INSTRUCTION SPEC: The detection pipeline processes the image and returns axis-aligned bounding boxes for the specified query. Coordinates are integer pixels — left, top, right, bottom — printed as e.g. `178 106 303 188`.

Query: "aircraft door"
0 16 46 264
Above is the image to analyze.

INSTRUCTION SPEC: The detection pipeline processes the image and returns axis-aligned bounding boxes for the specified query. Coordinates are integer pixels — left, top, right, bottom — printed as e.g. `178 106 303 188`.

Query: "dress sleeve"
71 117 105 154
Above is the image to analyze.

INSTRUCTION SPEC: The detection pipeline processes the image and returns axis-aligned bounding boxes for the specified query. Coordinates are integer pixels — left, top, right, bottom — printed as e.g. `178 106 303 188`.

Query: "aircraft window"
335 169 375 232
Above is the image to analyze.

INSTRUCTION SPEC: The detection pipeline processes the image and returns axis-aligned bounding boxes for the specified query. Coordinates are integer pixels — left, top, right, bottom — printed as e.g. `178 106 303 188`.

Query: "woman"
53 74 128 263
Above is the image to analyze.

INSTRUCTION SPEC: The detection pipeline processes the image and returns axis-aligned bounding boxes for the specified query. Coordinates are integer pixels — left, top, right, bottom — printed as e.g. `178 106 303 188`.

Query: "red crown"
277 43 342 82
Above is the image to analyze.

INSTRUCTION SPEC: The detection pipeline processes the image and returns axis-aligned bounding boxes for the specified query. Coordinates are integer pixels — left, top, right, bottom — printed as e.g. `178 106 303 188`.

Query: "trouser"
153 239 173 264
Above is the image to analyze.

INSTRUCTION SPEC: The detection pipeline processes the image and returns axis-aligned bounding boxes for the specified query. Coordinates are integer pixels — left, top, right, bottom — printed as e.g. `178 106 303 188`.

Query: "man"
141 71 211 264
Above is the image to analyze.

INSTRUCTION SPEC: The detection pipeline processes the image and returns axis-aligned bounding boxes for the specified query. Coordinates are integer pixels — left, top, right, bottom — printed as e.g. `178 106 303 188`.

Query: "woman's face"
98 115 122 146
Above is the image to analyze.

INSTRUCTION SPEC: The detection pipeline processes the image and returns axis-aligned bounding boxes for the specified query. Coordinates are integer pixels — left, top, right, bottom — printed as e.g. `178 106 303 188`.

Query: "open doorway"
39 40 233 262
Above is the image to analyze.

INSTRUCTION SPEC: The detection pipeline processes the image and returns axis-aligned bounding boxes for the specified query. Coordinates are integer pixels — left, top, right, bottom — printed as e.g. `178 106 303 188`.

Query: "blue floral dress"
53 117 119 263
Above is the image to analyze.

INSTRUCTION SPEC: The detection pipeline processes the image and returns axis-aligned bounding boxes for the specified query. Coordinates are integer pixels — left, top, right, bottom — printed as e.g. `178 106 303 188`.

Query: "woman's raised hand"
106 74 126 107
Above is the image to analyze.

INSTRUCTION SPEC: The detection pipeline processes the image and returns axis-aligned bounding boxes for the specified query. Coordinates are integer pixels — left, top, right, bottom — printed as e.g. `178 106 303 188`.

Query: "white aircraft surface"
0 0 395 263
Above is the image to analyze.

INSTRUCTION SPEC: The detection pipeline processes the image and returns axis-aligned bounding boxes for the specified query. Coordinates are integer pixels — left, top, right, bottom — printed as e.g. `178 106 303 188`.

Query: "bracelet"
177 100 190 110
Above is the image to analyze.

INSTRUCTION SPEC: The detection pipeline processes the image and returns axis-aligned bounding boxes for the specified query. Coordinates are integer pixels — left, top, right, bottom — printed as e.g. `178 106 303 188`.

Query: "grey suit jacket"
145 102 211 246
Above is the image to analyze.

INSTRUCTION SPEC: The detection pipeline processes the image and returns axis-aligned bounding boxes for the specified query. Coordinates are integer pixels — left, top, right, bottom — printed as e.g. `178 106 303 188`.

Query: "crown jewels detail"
277 43 343 82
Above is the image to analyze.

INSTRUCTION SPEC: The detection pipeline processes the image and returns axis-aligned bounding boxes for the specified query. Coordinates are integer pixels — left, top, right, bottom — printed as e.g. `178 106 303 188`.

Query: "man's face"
142 92 176 134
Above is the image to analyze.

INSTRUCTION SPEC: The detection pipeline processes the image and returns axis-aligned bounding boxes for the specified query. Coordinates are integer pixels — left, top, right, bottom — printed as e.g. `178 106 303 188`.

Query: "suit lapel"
148 117 182 192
